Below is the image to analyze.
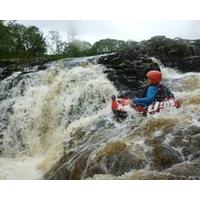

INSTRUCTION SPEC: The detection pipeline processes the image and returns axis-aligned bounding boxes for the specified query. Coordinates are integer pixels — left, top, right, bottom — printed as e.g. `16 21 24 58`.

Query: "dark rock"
98 36 200 94
169 135 187 148
152 145 183 170
99 50 160 94
44 154 70 180
0 134 4 139
69 153 90 179
182 134 200 159
166 162 200 178
111 149 147 176
0 57 50 81
185 125 200 136
84 142 147 178
125 169 189 180
146 135 165 146
142 36 200 72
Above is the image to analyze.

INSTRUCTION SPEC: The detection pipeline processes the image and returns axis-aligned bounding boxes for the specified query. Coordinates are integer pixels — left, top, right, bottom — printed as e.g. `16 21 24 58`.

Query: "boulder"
152 145 183 170
0 57 50 81
182 134 200 160
98 49 160 95
98 36 200 94
166 162 200 178
84 142 147 178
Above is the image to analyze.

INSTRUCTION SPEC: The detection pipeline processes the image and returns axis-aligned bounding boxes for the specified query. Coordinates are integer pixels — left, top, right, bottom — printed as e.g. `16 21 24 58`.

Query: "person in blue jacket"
132 70 174 107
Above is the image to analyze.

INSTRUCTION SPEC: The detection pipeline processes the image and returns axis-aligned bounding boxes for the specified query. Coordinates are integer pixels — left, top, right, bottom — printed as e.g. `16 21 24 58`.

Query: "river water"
0 57 200 179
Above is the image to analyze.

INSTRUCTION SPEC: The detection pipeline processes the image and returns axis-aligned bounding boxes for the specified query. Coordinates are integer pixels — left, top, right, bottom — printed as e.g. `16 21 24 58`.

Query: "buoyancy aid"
155 84 175 101
136 84 174 102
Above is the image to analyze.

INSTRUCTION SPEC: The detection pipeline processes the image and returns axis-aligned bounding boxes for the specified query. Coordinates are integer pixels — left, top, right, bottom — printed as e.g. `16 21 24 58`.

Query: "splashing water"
0 57 200 179
0 58 118 179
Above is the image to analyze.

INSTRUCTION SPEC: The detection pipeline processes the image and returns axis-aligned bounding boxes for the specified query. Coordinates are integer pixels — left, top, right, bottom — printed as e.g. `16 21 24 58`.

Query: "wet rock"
125 169 188 180
95 141 127 162
0 133 4 155
45 124 123 180
69 153 90 179
182 134 200 159
0 94 8 102
166 162 200 178
98 49 160 94
111 148 147 176
84 142 147 177
44 154 70 180
185 125 200 136
146 135 165 146
169 135 186 148
142 36 200 73
0 57 50 81
152 145 183 170
98 36 200 94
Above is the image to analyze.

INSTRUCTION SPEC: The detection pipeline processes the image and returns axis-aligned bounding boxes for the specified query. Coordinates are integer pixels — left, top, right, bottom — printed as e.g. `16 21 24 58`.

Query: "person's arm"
133 86 157 106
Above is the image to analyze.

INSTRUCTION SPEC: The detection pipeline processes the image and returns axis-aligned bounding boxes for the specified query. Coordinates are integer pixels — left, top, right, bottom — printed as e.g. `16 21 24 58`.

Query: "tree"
0 21 47 58
46 31 66 55
0 21 9 56
126 40 138 49
67 28 77 43
23 26 47 56
92 39 127 54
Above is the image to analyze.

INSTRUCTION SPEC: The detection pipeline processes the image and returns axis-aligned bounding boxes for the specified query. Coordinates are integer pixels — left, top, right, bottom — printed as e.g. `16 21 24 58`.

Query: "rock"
98 36 200 94
182 134 200 159
84 142 147 178
166 162 200 178
111 148 147 176
185 125 200 136
146 135 165 146
44 154 70 180
152 145 183 170
0 57 50 81
125 169 188 180
143 36 200 72
69 153 90 179
98 50 160 95
0 133 4 155
169 135 186 148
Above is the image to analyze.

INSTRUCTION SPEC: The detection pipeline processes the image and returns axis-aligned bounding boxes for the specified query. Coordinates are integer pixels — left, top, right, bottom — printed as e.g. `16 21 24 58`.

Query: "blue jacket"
133 85 158 106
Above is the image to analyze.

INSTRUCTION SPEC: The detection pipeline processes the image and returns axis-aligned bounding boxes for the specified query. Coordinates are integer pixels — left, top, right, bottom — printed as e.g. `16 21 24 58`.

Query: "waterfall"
0 56 200 179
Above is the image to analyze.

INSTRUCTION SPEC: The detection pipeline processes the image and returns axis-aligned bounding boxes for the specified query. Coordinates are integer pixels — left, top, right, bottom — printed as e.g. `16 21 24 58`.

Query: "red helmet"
146 70 162 84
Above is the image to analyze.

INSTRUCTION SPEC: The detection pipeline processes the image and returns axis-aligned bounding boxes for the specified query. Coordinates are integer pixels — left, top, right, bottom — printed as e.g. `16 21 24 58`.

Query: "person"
111 70 180 119
132 70 175 112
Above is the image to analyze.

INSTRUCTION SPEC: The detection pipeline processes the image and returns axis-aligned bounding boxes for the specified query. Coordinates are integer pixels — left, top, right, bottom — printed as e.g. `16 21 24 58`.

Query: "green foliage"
64 42 82 57
92 38 127 54
0 21 46 58
0 21 139 60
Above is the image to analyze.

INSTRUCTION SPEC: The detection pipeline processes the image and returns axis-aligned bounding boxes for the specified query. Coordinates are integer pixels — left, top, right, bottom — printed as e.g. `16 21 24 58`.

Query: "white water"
0 58 118 179
0 57 200 179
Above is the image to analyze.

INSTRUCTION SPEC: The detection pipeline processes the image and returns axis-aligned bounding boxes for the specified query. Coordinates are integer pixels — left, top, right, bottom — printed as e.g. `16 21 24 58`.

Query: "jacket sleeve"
133 86 158 106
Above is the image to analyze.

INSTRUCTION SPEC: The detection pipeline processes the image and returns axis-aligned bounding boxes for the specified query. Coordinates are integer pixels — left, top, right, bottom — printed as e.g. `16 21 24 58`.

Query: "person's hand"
132 97 138 102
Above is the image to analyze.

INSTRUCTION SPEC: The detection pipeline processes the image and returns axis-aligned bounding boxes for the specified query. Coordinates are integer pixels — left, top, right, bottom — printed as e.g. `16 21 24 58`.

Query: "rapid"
0 56 200 179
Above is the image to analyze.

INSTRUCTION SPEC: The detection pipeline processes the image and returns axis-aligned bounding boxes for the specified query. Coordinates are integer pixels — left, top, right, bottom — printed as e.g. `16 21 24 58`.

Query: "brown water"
0 58 200 179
